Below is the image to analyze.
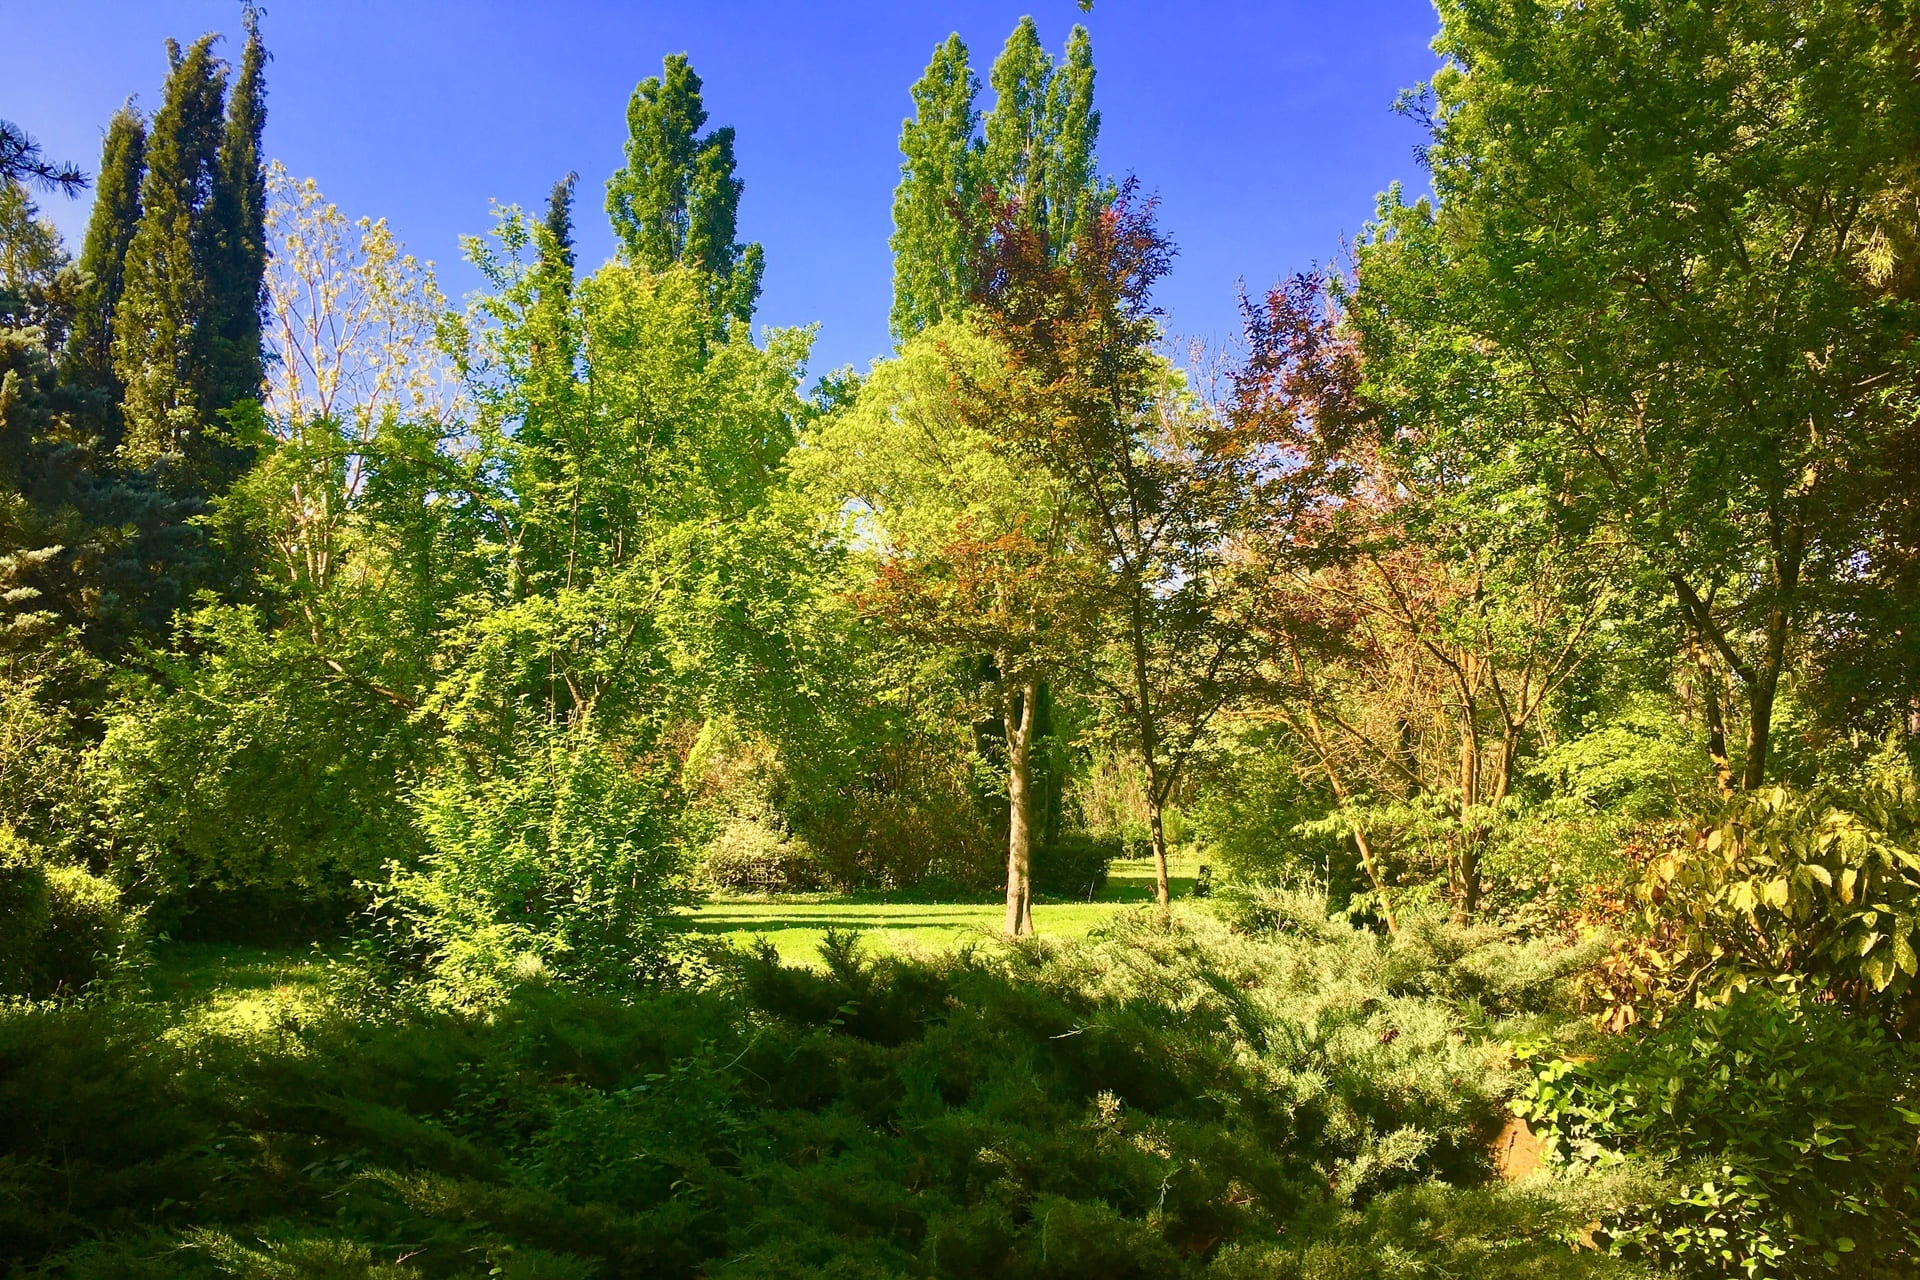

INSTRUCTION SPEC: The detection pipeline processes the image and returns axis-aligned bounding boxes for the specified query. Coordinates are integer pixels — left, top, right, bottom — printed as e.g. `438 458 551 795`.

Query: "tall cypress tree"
114 35 226 471
63 102 146 443
605 54 763 325
207 10 267 416
540 171 578 295
530 173 579 414
889 35 980 339
888 20 1101 342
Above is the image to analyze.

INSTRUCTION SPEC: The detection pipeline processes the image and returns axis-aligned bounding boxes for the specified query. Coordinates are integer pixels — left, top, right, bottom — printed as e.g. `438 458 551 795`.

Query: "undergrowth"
0 908 1652 1279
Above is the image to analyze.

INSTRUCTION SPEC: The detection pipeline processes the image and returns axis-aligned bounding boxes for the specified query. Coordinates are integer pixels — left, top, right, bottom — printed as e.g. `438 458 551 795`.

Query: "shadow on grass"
144 943 331 1006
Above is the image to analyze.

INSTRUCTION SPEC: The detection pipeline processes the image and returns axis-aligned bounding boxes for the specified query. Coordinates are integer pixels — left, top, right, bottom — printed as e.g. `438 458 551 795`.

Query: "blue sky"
6 1 1440 381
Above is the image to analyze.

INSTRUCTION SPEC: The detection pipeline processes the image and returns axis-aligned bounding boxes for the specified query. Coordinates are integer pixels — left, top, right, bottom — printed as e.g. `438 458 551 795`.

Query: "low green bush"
696 815 825 892
1518 993 1920 1278
94 604 427 942
1030 832 1118 899
388 723 689 1007
0 913 1651 1278
0 825 132 998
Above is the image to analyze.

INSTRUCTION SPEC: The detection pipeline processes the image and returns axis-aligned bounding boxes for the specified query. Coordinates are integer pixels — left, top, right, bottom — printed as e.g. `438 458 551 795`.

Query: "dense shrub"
1644 772 1920 1029
795 753 1004 892
1188 729 1347 889
1030 832 1118 899
94 605 427 941
696 815 825 892
389 724 690 1006
0 825 131 998
1518 993 1920 1278
0 915 1651 1278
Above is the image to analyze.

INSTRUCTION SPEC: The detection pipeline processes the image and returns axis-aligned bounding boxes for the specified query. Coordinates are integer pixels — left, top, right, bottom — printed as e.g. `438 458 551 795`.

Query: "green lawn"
686 853 1206 966
136 857 1211 1005
143 941 336 1041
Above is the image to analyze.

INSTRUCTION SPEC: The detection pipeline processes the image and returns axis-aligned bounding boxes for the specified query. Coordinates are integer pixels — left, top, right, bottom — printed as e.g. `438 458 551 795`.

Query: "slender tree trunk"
1743 673 1780 793
1452 713 1482 921
1123 585 1173 916
1145 780 1171 919
1740 570 1797 790
1286 696 1398 933
1689 638 1735 799
1003 675 1037 938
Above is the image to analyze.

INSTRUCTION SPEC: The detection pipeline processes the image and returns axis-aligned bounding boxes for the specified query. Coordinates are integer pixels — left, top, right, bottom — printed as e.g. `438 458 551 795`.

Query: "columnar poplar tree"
889 19 1100 340
888 35 980 338
63 103 146 437
605 54 763 325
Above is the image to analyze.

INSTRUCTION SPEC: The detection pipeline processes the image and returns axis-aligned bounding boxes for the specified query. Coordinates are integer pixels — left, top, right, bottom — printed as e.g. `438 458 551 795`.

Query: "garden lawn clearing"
686 854 1204 965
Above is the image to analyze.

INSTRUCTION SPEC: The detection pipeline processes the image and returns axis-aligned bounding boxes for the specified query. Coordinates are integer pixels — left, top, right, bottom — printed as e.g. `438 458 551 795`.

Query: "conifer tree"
527 174 579 439
540 171 578 298
63 103 146 437
888 35 980 339
207 11 267 415
888 20 1101 341
606 55 762 325
114 35 226 470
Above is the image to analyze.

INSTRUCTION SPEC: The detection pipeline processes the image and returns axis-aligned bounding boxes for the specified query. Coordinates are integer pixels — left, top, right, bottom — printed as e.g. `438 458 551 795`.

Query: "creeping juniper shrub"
0 910 1656 1278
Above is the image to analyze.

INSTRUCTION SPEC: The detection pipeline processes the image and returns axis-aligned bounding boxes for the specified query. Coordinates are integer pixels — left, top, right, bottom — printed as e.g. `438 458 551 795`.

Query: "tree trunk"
1146 786 1171 919
1003 675 1037 938
1740 575 1796 791
1689 638 1735 798
1452 712 1482 921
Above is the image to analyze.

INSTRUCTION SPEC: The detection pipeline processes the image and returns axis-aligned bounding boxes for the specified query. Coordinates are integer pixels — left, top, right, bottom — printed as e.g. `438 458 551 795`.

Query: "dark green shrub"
1030 833 1118 899
0 826 131 998
1 914 1647 1278
1518 993 1920 1277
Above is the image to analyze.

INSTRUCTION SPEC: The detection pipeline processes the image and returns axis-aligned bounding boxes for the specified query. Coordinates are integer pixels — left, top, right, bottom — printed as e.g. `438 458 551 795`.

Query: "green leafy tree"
1352 0 1920 791
888 19 1100 340
605 54 763 326
794 323 1077 933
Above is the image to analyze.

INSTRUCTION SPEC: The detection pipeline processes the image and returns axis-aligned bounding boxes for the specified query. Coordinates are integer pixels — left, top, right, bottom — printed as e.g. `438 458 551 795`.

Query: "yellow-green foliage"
1648 772 1920 1027
0 825 129 999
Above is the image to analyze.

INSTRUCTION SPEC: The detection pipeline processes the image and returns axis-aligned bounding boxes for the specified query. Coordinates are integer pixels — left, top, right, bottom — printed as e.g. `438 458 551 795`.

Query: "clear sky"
5 1 1441 381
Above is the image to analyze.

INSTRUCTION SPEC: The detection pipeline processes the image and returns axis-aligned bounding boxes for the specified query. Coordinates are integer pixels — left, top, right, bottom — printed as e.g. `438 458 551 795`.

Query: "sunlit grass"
687 854 1209 967
135 857 1217 987
145 943 334 1045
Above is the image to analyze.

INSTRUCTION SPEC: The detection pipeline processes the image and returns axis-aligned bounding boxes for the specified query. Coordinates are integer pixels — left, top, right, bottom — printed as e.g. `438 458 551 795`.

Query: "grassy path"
686 854 1203 966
